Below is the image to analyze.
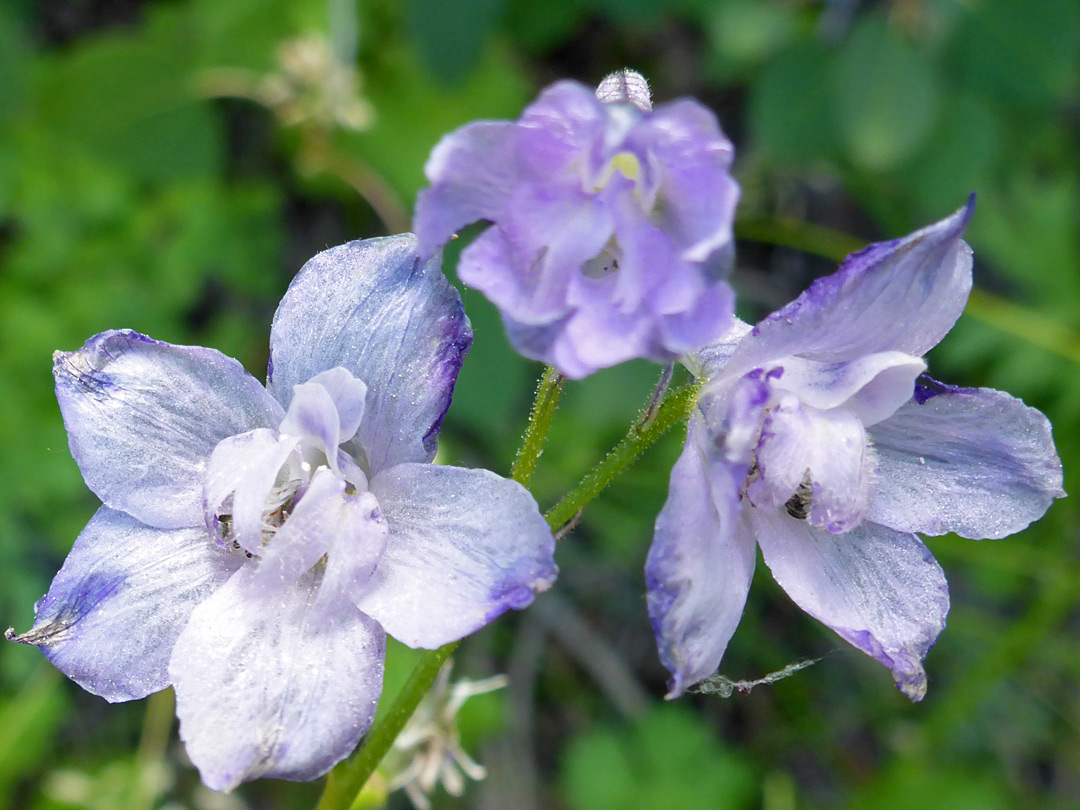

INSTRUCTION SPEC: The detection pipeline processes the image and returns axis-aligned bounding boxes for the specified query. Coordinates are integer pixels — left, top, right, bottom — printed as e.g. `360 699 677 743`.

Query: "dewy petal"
7 507 241 702
415 121 520 258
55 330 284 530
170 567 386 792
868 381 1065 539
770 351 926 427
728 199 975 372
358 464 556 648
203 429 299 556
268 236 472 474
645 416 757 698
753 509 949 701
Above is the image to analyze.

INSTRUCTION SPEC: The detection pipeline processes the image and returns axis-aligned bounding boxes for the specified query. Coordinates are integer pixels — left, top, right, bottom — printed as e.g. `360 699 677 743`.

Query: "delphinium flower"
646 199 1065 700
7 235 557 791
414 69 740 379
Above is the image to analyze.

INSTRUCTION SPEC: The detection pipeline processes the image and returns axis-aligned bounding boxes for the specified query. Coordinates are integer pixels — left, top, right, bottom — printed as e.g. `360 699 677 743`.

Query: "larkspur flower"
414 69 740 379
7 235 557 791
646 199 1064 700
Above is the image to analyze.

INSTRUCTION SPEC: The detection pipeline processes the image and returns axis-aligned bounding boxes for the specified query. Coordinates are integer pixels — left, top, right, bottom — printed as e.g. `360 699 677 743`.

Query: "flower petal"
358 464 556 648
646 416 757 698
867 381 1065 539
252 468 389 621
7 508 241 702
728 199 974 371
769 351 925 427
627 98 739 262
268 236 472 474
749 396 875 533
415 121 520 257
55 330 283 530
753 509 949 701
170 568 386 791
203 429 299 556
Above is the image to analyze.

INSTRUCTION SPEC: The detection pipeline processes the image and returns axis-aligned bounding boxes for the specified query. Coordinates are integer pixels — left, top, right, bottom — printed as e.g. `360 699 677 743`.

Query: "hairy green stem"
511 366 566 486
546 381 699 532
316 644 457 810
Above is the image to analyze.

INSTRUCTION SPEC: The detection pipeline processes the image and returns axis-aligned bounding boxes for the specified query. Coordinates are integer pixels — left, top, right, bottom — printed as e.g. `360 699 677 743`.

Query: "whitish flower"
8 235 556 790
414 69 740 379
646 199 1064 699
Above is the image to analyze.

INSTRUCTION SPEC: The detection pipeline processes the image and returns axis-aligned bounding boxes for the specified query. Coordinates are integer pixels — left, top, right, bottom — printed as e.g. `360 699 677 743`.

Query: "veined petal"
868 381 1065 539
7 508 241 702
646 416 756 698
728 199 974 371
753 510 949 701
170 568 386 792
358 464 556 648
55 330 283 530
415 121 520 258
268 236 472 474
770 351 925 427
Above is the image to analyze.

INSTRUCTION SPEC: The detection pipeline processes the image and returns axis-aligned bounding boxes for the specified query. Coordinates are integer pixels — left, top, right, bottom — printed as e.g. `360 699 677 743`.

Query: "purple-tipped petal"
729 199 975 371
268 236 472 474
358 463 556 648
753 509 949 701
54 330 283 530
415 121 519 258
868 381 1065 539
7 508 241 702
170 568 386 792
646 416 757 698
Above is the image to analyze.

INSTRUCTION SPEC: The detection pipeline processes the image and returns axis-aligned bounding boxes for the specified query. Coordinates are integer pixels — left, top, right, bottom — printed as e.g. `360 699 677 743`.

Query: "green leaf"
833 17 941 171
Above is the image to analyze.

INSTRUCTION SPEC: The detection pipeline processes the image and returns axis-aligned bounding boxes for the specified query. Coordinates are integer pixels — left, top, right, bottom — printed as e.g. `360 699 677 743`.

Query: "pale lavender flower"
646 199 1064 700
414 69 740 379
7 235 556 791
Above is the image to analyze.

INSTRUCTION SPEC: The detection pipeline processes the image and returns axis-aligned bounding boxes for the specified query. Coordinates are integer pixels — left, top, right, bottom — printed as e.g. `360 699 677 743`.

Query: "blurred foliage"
0 0 1078 808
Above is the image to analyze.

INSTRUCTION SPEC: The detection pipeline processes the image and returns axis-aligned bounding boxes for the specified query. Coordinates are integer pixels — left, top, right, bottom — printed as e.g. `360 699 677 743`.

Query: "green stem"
316 644 457 810
511 366 566 486
735 215 1080 368
546 381 699 532
316 365 564 810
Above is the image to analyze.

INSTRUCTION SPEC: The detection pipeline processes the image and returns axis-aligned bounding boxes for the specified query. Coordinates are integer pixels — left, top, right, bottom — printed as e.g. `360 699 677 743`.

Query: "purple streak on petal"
912 375 964 404
729 199 975 373
170 567 386 791
359 463 556 649
268 236 472 474
868 382 1065 539
54 330 283 530
753 510 949 701
646 415 757 698
8 507 240 702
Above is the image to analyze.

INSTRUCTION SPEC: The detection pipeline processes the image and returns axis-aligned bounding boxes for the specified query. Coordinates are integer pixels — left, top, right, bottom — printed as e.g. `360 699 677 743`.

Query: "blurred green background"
1 0 1078 808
